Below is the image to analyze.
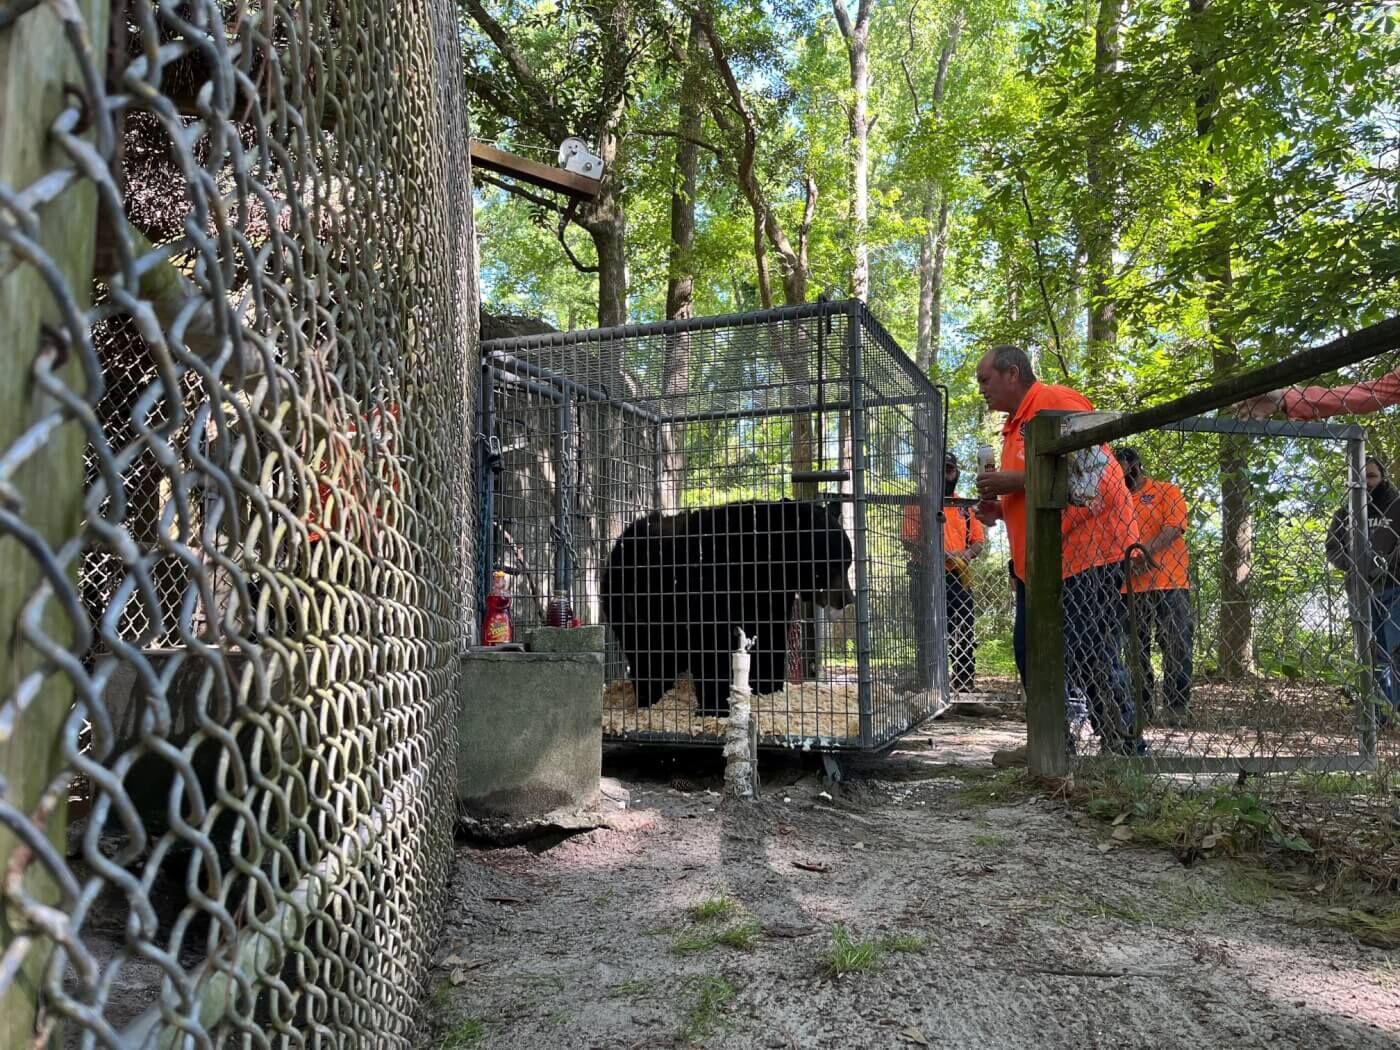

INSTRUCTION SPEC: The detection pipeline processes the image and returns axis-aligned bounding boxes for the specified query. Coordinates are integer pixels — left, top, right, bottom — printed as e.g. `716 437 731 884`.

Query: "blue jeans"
1125 588 1194 717
1370 586 1400 719
1014 562 1139 751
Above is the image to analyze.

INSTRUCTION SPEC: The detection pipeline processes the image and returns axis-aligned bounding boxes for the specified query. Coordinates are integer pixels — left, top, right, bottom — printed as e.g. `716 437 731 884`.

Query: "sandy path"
422 720 1398 1049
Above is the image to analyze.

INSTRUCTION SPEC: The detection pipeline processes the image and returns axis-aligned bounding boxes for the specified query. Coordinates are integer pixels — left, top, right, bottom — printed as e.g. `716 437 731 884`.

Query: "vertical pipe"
1347 436 1378 763
1025 412 1070 778
478 362 496 613
920 395 942 699
847 303 874 747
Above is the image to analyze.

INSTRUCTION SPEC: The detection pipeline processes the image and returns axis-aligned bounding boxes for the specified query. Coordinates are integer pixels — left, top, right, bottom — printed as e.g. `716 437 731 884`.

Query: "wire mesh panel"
479 301 944 751
1 0 474 1045
1028 410 1397 881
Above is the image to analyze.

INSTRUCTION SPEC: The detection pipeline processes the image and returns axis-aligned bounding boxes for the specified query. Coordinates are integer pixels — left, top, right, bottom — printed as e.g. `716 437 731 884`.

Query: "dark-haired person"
1325 455 1400 725
1114 447 1194 727
973 345 1143 756
903 452 985 693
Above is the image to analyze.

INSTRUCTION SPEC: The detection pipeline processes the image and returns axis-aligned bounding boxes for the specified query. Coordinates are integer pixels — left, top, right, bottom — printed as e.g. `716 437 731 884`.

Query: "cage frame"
477 299 947 753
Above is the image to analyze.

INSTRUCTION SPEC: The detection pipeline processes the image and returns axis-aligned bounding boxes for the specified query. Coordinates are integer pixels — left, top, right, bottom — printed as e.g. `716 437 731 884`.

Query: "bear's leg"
693 648 731 716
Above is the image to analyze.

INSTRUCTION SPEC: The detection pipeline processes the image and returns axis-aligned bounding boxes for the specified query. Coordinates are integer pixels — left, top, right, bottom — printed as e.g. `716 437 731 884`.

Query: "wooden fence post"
1025 412 1070 778
1 0 109 1042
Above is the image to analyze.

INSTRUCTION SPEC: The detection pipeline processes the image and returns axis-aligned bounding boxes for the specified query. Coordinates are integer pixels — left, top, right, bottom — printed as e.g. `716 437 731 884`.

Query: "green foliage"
1083 774 1315 856
680 975 736 1042
438 1019 487 1049
822 924 882 975
687 895 739 922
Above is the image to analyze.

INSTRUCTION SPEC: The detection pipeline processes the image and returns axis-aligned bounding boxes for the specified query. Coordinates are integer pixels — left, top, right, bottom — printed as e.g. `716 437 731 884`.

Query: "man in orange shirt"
1115 447 1194 725
974 345 1143 755
903 453 986 692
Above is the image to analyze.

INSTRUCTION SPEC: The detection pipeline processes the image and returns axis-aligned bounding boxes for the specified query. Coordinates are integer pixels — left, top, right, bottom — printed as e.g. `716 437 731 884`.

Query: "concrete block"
457 650 603 821
524 625 607 654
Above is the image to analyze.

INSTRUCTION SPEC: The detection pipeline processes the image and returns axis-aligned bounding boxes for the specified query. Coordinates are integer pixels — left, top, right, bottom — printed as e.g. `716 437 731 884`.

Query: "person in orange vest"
973 345 1143 756
902 452 986 693
1114 447 1194 726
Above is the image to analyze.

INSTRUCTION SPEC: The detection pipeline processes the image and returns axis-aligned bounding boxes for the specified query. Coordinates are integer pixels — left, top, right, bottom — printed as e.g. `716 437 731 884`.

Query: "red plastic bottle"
482 571 513 644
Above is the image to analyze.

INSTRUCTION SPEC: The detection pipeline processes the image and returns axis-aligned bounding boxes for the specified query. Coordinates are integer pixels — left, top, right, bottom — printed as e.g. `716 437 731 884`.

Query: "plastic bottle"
977 444 997 473
481 571 514 644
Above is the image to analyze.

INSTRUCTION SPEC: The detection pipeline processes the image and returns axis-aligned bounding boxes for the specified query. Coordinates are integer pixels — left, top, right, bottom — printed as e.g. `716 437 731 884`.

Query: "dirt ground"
422 712 1400 1050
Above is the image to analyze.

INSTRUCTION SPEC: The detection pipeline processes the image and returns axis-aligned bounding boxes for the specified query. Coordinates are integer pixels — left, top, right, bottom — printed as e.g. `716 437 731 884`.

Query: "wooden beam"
0 0 108 1043
469 140 602 201
1025 412 1070 779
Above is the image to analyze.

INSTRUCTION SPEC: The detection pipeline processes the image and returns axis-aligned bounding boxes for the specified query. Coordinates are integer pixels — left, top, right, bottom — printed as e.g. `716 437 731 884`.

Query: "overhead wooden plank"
469 140 602 200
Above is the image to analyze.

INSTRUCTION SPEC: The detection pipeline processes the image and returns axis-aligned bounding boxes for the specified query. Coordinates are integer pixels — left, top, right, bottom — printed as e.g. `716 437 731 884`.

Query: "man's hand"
974 499 1002 527
1127 549 1160 577
976 469 1024 498
1235 390 1284 419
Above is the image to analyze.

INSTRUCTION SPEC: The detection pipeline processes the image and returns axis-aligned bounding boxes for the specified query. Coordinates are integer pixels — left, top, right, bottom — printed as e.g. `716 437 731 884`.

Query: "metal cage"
478 300 946 751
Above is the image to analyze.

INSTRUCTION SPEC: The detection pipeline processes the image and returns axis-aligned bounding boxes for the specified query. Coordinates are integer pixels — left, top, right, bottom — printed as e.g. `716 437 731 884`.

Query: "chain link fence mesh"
1 0 475 1044
1022 385 1399 885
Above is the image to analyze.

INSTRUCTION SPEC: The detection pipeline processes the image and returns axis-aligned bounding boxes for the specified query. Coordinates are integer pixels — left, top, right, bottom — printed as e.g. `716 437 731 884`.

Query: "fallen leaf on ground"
1111 826 1133 842
1112 812 1129 826
900 1028 930 1045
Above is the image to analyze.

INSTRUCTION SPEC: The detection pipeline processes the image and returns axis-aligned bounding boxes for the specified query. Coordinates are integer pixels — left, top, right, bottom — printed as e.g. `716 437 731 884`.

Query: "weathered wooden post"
1024 412 1070 779
0 0 109 1041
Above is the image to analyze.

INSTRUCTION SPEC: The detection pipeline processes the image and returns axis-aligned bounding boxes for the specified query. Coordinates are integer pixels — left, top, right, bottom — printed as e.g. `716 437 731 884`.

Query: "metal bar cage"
478 300 946 751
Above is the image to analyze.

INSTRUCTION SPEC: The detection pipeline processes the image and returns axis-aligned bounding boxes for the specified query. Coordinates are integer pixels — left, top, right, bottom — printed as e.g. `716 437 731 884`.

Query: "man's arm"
1237 367 1400 421
975 469 1025 497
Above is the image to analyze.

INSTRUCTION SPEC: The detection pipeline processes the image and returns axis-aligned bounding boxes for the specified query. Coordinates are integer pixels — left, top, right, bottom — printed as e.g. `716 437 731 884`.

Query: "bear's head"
796 500 856 609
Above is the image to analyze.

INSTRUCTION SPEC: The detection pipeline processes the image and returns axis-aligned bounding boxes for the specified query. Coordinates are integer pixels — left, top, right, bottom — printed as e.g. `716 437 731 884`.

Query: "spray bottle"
481 570 514 644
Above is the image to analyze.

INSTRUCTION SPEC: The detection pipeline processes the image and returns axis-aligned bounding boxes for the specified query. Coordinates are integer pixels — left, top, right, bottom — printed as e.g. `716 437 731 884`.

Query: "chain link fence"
1 0 475 1044
1016 325 1400 885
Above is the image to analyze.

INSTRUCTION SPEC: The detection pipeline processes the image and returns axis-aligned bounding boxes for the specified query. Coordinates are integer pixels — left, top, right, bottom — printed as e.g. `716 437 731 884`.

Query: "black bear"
602 499 856 716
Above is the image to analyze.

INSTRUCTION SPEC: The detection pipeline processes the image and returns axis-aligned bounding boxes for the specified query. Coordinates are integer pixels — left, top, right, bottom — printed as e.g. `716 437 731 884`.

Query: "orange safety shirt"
998 381 1139 581
900 503 985 571
1124 477 1190 592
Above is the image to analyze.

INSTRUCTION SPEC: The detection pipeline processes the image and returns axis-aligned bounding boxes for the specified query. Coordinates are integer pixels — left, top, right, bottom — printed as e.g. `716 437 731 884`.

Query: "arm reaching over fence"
1237 366 1400 420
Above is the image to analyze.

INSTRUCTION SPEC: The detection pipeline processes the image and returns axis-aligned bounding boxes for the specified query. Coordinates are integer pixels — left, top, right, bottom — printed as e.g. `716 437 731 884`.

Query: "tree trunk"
1191 0 1253 676
660 16 703 512
1085 0 1126 367
910 17 960 375
834 0 872 302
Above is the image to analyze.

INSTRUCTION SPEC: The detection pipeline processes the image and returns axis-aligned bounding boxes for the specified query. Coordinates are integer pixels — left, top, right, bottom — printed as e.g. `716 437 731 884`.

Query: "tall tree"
463 0 654 327
1084 0 1126 367
833 0 873 301
906 8 964 373
1189 0 1253 675
660 16 707 510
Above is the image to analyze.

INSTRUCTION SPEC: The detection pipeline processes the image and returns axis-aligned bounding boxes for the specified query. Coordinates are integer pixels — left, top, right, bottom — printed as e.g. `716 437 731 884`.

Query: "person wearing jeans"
1326 455 1400 725
902 452 986 691
1115 447 1194 725
974 345 1143 758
